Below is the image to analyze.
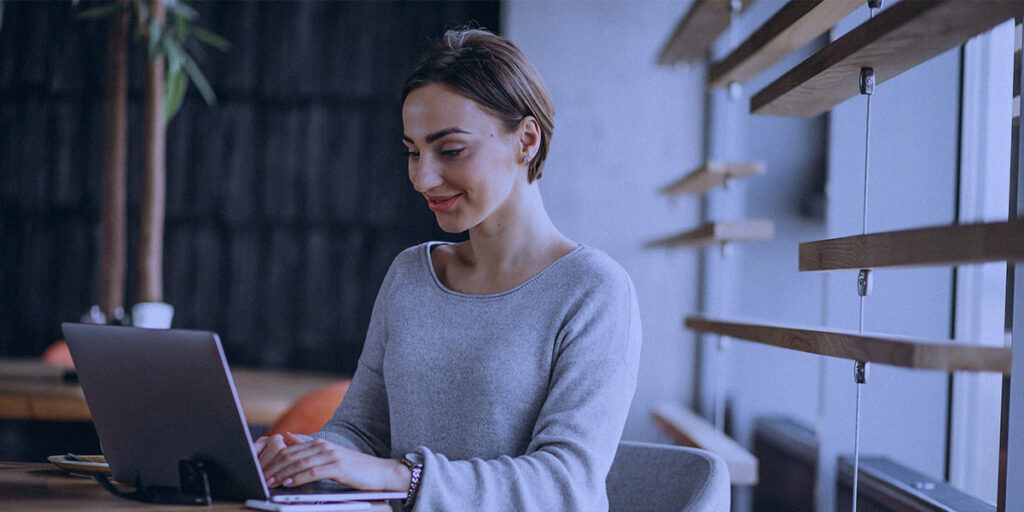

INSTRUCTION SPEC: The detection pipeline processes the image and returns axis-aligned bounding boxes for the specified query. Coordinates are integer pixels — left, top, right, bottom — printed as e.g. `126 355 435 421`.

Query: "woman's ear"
518 116 541 162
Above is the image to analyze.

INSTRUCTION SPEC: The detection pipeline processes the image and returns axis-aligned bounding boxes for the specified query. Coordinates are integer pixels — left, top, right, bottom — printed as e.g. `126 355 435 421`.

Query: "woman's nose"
409 159 444 193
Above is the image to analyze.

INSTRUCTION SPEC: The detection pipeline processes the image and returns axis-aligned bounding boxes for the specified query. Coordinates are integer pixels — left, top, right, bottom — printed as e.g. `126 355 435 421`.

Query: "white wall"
504 1 705 441
506 3 1000 511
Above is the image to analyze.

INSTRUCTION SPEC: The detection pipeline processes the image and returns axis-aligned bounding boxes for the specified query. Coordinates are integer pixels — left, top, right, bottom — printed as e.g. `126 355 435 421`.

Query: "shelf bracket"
860 67 876 96
857 269 873 297
854 360 869 384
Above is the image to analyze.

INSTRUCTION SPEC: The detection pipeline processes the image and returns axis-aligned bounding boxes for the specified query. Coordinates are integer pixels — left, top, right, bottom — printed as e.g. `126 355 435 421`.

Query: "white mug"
131 302 175 329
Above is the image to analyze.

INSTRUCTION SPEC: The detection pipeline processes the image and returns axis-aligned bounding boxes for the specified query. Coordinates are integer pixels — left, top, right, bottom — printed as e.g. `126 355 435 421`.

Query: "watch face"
404 452 425 466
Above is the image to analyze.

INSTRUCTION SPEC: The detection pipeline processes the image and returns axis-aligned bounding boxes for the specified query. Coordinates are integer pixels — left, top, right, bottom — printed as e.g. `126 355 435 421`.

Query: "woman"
256 28 641 511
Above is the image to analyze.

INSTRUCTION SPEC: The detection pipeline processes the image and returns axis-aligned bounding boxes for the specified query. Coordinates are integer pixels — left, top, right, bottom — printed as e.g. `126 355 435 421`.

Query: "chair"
606 440 730 512
265 380 351 436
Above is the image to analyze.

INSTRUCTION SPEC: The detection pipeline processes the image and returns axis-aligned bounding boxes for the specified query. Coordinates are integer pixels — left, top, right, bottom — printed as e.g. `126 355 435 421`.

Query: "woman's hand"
255 432 411 492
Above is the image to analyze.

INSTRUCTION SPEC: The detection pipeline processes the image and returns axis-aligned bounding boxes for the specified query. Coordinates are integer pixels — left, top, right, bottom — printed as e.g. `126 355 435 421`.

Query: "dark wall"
0 1 499 373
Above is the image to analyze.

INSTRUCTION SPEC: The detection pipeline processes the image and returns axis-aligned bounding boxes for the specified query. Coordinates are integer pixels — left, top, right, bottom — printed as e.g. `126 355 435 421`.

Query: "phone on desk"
245 499 373 511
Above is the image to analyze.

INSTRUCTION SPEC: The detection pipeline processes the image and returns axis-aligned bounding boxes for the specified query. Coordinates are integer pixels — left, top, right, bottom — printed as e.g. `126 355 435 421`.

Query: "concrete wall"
504 1 706 442
506 2 994 510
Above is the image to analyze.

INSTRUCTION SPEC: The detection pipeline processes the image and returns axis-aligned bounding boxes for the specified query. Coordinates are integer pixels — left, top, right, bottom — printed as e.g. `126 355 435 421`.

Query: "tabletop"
0 358 344 425
0 461 391 511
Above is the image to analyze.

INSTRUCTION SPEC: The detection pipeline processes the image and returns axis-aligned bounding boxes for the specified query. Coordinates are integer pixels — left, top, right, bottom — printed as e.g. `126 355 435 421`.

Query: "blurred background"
0 1 1015 511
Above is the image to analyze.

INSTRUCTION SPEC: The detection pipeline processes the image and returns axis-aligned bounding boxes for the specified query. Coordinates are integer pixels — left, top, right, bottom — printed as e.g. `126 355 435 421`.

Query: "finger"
276 453 338 486
263 440 328 479
281 459 343 488
282 432 305 444
258 435 286 471
253 436 268 453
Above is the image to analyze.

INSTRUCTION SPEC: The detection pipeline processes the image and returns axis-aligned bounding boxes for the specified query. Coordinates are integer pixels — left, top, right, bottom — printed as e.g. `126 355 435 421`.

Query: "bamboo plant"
78 0 227 323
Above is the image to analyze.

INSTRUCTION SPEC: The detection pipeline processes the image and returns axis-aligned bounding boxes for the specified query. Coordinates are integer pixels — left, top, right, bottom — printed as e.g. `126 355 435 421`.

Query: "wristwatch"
401 452 424 511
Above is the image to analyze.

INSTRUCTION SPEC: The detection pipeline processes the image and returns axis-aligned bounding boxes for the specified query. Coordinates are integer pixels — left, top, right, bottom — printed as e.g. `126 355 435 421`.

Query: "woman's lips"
426 193 462 213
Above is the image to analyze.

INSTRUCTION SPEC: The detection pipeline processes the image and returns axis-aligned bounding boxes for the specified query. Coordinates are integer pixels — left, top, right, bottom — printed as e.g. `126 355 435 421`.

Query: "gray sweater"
313 242 641 511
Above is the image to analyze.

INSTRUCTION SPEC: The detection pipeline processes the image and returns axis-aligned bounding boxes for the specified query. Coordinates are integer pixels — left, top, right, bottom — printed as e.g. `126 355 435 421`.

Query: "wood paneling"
646 220 774 249
652 402 759 485
686 315 1012 373
660 161 765 195
708 0 862 88
658 0 756 65
751 0 1024 117
799 219 1024 271
0 1 496 372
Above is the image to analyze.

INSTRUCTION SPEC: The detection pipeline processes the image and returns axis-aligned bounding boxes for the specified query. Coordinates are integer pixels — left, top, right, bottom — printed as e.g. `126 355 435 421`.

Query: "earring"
523 156 530 164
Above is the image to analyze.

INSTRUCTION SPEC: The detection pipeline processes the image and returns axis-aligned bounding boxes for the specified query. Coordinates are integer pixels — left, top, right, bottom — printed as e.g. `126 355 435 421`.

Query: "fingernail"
266 477 275 486
283 478 293 487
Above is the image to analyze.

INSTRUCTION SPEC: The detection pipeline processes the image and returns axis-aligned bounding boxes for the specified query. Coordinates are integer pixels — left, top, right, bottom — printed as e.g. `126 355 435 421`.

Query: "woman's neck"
462 183 572 276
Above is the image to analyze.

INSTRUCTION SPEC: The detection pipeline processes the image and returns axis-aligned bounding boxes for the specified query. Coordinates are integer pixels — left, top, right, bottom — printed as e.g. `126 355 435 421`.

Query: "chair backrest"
606 440 730 512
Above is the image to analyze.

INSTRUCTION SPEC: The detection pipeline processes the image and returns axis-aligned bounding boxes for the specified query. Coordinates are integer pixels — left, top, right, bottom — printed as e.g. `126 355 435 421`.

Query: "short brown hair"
402 29 554 182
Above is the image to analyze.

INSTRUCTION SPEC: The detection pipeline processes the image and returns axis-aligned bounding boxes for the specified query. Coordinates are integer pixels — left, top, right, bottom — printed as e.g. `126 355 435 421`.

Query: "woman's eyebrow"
402 127 471 144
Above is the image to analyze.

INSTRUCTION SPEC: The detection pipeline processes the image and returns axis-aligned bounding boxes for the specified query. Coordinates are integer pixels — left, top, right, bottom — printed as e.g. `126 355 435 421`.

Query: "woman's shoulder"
558 245 633 289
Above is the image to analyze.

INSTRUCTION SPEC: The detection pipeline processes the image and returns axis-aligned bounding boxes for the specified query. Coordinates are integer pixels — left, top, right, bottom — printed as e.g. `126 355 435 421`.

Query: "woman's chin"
435 215 469 234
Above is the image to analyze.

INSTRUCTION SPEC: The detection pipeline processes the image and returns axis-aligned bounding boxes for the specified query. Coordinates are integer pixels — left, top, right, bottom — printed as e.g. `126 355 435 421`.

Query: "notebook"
61 323 406 504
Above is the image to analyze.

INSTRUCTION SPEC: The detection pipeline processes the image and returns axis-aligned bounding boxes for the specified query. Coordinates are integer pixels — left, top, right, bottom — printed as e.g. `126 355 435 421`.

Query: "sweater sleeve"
311 258 398 458
409 273 642 511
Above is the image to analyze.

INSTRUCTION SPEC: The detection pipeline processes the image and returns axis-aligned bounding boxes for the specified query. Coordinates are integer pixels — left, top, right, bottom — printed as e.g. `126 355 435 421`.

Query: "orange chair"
266 380 351 436
42 339 75 368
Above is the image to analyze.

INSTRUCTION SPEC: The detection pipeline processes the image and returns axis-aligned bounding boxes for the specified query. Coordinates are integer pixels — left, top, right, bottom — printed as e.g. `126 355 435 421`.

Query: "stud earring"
523 156 530 164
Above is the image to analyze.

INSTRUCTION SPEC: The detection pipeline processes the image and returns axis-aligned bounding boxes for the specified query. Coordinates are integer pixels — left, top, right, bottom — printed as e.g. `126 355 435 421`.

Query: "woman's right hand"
253 434 289 475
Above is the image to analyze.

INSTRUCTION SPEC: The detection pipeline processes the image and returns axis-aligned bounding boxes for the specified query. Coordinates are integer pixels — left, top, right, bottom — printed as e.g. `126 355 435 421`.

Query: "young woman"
256 29 641 511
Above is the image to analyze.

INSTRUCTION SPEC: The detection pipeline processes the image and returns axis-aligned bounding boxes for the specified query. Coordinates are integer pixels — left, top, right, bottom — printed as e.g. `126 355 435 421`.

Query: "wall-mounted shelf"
685 316 1012 374
708 0 863 88
798 219 1024 271
652 402 759 485
660 161 765 195
751 0 1024 117
658 0 756 66
646 220 774 249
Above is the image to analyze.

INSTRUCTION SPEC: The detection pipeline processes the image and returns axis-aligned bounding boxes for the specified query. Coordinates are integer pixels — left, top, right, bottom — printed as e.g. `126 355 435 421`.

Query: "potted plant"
79 0 228 328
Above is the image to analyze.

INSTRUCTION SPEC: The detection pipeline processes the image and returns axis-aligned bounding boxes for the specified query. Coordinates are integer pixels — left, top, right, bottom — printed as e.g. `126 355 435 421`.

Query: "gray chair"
606 440 730 512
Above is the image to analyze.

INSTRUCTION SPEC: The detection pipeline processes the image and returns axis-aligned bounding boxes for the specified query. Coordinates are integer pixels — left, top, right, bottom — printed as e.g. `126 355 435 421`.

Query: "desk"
0 359 343 425
0 462 390 511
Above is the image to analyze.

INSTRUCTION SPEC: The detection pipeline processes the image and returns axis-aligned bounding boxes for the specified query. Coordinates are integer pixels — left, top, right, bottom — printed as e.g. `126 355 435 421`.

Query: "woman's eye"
403 150 420 160
440 148 464 157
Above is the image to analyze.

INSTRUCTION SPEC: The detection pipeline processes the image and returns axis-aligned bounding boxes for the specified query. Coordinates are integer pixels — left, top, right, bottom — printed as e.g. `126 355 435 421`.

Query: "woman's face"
402 83 526 234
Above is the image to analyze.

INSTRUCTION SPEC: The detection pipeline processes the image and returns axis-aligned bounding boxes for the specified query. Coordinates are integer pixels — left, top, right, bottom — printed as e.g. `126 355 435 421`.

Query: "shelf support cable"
852 3 879 502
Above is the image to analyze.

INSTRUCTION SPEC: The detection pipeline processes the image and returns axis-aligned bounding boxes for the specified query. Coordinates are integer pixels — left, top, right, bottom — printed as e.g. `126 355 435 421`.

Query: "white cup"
131 302 175 329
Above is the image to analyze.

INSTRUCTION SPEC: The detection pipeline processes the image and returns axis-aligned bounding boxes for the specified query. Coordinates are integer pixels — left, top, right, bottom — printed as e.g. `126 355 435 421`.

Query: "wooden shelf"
709 0 863 88
751 0 1024 117
646 220 774 249
660 161 765 195
658 0 756 66
799 219 1024 271
685 316 1012 374
652 402 759 485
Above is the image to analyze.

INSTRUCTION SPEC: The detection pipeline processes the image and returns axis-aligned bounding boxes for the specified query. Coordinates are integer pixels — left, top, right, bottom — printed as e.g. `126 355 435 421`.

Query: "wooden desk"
0 359 343 425
0 462 390 511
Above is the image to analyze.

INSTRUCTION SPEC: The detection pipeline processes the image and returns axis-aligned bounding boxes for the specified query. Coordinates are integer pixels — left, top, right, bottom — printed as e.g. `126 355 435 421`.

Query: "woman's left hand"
261 432 411 491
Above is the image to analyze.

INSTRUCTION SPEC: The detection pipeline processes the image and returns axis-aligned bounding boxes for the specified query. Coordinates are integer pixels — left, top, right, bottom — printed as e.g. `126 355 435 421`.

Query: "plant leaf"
188 24 231 52
147 18 162 59
163 67 187 122
173 11 187 40
78 2 129 19
165 0 198 21
163 33 187 72
182 54 216 106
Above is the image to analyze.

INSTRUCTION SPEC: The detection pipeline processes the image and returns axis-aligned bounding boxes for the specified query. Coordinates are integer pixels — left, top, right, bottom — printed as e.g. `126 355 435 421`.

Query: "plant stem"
138 0 166 303
98 0 129 318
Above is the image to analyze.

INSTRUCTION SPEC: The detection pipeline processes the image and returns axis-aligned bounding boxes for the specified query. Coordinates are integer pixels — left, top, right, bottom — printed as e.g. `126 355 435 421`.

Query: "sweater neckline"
423 242 585 299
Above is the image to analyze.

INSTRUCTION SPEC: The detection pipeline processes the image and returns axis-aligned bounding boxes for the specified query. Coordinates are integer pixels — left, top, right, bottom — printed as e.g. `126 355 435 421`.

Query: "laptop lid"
62 323 269 501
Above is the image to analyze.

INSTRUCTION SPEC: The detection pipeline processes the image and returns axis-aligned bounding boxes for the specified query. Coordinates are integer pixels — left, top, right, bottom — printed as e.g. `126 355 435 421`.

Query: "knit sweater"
313 242 642 511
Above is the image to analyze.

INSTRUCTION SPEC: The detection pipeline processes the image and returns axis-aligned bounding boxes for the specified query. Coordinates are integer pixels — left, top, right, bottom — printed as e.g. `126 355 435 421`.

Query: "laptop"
61 323 407 504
